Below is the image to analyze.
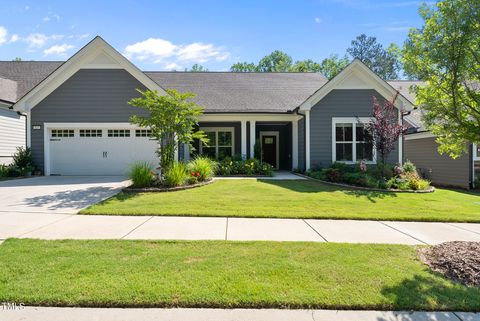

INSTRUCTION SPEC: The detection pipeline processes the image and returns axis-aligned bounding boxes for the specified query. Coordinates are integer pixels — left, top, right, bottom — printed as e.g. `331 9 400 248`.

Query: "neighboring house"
0 77 25 165
1 36 414 176
404 108 478 189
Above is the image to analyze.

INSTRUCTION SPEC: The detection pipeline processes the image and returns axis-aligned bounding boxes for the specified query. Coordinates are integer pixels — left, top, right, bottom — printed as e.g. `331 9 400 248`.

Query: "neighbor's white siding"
0 107 25 165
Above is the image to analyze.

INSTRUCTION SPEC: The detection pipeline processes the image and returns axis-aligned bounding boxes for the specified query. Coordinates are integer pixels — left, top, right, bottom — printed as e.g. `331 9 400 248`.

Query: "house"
0 36 414 176
0 77 25 165
404 108 479 189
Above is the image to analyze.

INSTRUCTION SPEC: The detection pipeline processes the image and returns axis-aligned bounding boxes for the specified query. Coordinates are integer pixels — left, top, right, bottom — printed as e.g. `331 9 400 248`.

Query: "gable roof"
298 59 415 112
11 36 166 113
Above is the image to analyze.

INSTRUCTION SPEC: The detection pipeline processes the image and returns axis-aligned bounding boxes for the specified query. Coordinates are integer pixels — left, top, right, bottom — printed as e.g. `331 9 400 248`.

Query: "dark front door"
262 135 277 168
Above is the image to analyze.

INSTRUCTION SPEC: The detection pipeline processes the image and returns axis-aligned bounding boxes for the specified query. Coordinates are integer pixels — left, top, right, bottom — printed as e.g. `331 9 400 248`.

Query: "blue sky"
0 0 426 71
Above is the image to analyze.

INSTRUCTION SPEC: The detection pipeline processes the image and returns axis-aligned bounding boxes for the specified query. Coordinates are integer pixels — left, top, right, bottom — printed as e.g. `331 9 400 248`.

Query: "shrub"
0 164 8 178
324 168 343 182
12 147 35 176
386 177 410 190
216 157 274 176
403 160 417 174
164 162 188 187
187 156 217 181
129 162 155 188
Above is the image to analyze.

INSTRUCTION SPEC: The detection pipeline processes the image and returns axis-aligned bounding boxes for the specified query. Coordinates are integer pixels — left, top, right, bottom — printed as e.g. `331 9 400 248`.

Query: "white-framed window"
474 143 480 161
135 129 152 137
108 129 130 137
199 127 234 159
79 129 102 137
332 117 376 164
51 129 74 138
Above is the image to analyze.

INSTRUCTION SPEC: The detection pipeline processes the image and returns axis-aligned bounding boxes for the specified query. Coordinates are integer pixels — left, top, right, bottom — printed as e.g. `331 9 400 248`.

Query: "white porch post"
305 110 311 170
249 120 256 159
398 109 403 165
292 120 298 170
174 134 179 162
241 120 247 159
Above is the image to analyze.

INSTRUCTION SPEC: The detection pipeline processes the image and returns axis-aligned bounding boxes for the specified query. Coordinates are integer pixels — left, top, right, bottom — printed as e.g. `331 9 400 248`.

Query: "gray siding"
31 69 148 171
309 89 399 168
405 137 471 188
298 118 305 171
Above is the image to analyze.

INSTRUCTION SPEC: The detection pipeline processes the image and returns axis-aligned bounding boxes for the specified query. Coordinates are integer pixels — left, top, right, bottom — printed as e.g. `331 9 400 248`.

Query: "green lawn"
82 179 480 222
1 239 479 310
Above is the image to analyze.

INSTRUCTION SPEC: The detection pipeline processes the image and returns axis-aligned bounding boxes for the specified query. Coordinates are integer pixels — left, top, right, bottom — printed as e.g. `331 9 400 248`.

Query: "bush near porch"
216 156 275 177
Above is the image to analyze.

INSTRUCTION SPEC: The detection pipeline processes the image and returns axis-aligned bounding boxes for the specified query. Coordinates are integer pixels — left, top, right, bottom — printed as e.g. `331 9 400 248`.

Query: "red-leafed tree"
363 92 407 175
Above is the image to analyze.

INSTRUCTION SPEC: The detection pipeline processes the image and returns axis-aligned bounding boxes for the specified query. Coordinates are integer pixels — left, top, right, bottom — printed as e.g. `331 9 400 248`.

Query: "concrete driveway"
0 176 129 214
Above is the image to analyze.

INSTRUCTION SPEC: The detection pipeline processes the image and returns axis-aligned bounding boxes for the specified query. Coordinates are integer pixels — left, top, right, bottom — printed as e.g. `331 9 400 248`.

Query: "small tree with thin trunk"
363 92 407 176
129 89 207 175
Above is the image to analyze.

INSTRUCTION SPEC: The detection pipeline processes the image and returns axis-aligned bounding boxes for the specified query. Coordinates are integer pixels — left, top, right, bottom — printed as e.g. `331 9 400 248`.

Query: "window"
474 143 480 161
135 129 152 137
51 129 74 138
332 118 375 163
80 129 102 137
108 129 130 137
200 128 234 159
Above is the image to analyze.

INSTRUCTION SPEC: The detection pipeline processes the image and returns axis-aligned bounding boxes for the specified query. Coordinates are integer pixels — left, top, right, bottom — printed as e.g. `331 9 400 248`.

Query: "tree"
290 59 321 72
189 64 208 72
13 57 22 61
129 89 207 174
403 0 480 158
230 62 257 72
257 50 293 72
347 34 400 80
363 92 407 174
318 54 350 79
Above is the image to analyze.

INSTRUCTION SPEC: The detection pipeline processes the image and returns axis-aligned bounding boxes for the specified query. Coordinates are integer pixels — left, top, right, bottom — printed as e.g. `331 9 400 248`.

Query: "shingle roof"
0 77 17 103
145 72 328 113
386 80 423 105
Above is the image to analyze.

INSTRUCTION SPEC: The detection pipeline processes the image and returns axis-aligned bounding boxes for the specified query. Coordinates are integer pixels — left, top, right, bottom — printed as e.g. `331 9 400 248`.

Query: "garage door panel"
49 128 158 176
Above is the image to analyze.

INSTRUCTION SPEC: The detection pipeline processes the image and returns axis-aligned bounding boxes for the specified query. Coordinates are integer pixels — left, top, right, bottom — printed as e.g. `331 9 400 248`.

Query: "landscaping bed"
1 239 480 310
419 241 480 287
124 179 214 192
81 179 480 222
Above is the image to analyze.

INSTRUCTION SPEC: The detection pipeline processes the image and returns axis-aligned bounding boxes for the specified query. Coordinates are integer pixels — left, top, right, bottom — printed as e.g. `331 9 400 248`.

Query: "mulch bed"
123 179 214 193
419 241 480 287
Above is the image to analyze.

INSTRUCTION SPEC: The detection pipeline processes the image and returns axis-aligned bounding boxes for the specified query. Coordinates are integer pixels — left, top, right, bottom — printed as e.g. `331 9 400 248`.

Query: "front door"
261 135 277 169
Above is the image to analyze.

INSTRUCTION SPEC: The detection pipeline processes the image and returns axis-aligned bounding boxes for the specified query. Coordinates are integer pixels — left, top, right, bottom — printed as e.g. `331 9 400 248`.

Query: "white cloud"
164 62 182 70
42 16 51 22
24 33 63 48
314 17 322 23
124 37 230 66
43 44 74 56
0 26 7 45
43 13 60 22
9 34 19 43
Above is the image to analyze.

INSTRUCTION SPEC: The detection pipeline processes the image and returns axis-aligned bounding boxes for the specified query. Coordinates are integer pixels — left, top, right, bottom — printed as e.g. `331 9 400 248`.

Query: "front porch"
188 114 302 170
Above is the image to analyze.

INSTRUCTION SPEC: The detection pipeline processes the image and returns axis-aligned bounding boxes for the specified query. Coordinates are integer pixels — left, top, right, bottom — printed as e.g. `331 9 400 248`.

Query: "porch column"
249 120 256 158
241 120 247 159
305 110 311 170
174 133 179 162
292 120 298 170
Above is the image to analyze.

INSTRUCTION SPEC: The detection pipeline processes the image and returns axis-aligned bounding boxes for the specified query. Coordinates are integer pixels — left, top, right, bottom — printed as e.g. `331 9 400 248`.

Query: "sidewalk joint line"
303 219 328 242
379 221 429 245
18 214 74 238
120 216 154 239
452 311 465 321
225 217 229 241
445 222 480 236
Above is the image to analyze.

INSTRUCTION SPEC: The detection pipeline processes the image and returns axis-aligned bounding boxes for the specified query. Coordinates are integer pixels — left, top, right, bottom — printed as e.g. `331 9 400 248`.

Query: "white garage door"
48 127 158 176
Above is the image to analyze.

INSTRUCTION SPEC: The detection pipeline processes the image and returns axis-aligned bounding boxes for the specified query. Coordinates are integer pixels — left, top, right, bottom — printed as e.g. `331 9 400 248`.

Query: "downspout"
401 110 411 164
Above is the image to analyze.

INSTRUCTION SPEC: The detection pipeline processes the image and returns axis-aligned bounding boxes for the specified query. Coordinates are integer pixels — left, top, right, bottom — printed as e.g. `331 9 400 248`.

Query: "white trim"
13 37 166 113
43 122 156 176
305 110 311 170
398 109 403 165
331 117 377 164
199 113 301 122
199 127 235 159
473 143 480 161
249 120 256 159
260 131 280 170
292 120 298 170
404 131 436 140
298 59 413 112
26 111 31 148
240 120 247 159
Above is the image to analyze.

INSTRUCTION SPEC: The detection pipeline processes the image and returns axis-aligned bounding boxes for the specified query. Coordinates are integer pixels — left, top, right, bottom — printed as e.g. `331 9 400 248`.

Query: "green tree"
318 54 350 79
290 59 321 72
129 89 207 174
13 57 22 61
403 0 480 158
189 64 208 72
230 62 257 72
347 34 400 80
257 50 293 72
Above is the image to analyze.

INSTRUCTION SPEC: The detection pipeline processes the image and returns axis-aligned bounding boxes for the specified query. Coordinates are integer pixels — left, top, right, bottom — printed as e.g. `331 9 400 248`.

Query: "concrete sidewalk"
3 213 480 245
1 307 478 321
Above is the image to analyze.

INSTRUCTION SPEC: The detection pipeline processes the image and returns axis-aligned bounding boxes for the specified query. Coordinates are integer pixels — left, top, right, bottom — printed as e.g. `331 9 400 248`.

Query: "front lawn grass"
81 179 480 222
1 239 480 310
